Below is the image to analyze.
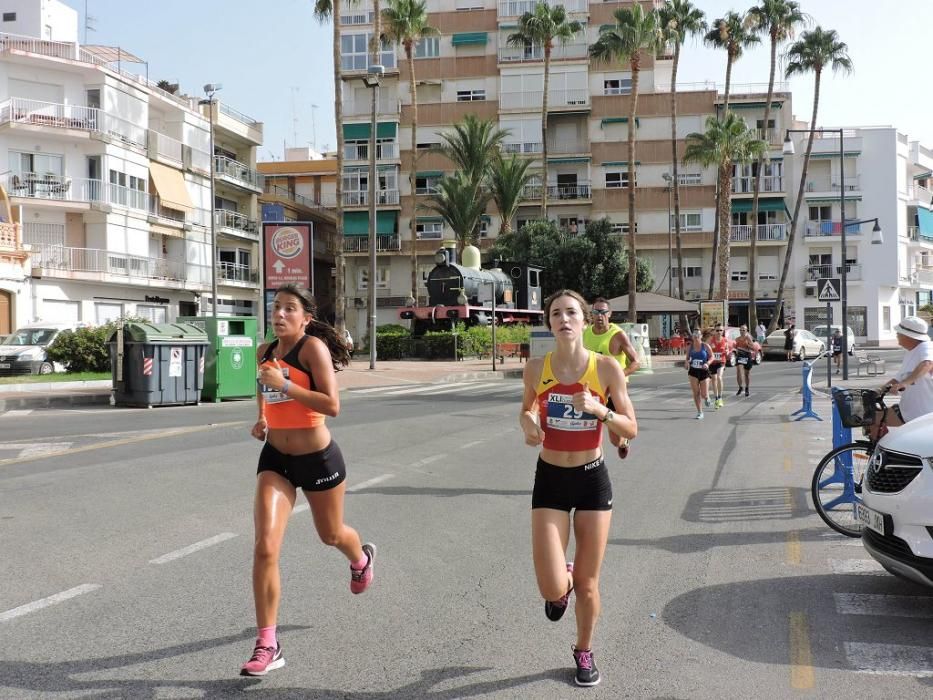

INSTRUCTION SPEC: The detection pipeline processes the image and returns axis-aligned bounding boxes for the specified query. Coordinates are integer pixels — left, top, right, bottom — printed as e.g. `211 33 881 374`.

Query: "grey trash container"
109 322 209 407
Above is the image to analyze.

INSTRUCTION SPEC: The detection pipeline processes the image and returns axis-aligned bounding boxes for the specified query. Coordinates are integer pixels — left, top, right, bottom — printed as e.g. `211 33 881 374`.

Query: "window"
610 222 637 235
809 205 832 222
730 257 748 282
12 151 64 177
603 78 632 95
416 141 440 150
415 175 442 195
344 139 368 160
672 265 702 278
882 306 891 331
455 0 484 8
2 12 16 21
605 171 635 189
560 217 587 235
846 306 867 336
416 221 443 239
137 306 167 324
457 89 486 102
95 303 123 324
358 267 389 290
341 33 396 71
678 172 702 186
479 218 489 238
415 37 440 58
671 212 702 232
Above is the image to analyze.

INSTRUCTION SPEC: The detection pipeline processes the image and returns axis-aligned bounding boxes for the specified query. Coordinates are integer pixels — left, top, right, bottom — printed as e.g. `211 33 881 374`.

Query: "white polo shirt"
896 340 933 421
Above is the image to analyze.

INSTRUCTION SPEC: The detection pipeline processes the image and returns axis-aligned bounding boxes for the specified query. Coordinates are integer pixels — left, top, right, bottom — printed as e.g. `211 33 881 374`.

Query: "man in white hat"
870 316 933 439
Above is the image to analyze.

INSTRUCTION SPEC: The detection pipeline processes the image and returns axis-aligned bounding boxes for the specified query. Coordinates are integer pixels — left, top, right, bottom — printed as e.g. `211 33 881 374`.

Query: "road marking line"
381 382 472 396
844 642 933 677
348 385 412 394
0 584 101 622
786 531 801 565
150 533 238 564
789 612 815 689
834 593 933 618
460 440 485 449
784 456 793 472
829 558 887 575
2 409 33 417
347 473 393 493
292 504 310 516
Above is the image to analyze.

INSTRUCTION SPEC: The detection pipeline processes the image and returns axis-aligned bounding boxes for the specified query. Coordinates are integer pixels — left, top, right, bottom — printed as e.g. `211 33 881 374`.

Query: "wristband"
281 379 290 395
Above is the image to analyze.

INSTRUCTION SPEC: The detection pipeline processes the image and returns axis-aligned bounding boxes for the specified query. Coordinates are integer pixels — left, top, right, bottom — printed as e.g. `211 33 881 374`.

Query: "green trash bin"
109 322 208 407
177 316 257 402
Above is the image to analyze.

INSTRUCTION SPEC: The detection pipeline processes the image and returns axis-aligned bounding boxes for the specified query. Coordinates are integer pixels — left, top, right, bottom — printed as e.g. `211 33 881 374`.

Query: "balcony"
729 223 787 242
548 137 590 155
263 182 336 213
214 209 259 241
914 267 933 286
0 97 147 149
499 0 587 14
503 141 543 155
0 220 23 254
523 182 591 201
906 184 933 205
343 141 399 161
497 41 588 64
731 175 784 194
148 130 183 165
343 190 400 206
804 263 862 282
31 244 210 286
805 175 860 192
656 80 790 94
907 226 933 244
500 88 589 111
343 97 400 118
804 221 864 238
6 174 150 213
214 155 263 193
148 196 187 226
217 261 259 286
343 234 401 253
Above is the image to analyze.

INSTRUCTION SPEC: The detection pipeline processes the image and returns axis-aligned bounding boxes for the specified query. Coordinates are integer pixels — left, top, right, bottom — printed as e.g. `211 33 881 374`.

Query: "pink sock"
351 554 368 570
257 625 276 647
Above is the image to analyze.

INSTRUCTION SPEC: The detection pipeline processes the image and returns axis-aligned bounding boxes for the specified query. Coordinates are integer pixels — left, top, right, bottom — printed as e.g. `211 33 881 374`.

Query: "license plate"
0 363 9 369
856 503 886 536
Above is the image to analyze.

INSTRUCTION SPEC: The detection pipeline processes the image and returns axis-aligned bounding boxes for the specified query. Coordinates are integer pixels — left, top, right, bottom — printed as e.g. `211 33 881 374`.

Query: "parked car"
859 412 933 588
811 324 856 354
723 327 762 365
762 328 825 360
0 322 83 375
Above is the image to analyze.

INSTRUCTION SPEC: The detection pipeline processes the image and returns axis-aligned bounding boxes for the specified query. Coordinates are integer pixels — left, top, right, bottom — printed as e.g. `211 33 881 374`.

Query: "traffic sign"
817 277 841 302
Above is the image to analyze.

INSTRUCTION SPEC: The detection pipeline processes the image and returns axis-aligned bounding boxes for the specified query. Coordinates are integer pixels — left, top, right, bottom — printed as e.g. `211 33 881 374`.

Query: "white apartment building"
0 3 263 332
788 127 933 345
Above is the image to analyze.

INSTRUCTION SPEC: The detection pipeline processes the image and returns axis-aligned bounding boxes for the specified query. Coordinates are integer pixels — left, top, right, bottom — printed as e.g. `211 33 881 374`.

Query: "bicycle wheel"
811 441 874 538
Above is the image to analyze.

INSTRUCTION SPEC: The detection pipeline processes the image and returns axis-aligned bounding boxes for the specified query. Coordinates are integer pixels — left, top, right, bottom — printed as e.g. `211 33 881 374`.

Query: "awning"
452 32 487 46
918 207 933 235
600 117 640 127
416 170 444 178
343 211 398 236
416 216 444 224
342 122 398 140
602 161 641 167
150 224 184 238
548 157 590 164
731 197 786 213
377 122 397 139
913 171 932 181
806 196 862 204
149 161 194 212
808 152 861 159
724 101 783 109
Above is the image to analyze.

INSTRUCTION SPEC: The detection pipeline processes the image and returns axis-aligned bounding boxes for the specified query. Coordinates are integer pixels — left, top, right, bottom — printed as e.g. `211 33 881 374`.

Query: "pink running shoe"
544 562 574 621
350 542 376 594
240 642 285 676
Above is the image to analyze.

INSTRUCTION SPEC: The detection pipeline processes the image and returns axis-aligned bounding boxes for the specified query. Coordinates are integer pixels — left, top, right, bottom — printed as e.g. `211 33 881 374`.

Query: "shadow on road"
610 527 836 554
680 486 811 524
349 486 531 499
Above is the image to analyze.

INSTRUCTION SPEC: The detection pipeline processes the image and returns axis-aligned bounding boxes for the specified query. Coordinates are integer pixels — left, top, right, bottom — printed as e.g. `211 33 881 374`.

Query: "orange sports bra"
259 336 325 429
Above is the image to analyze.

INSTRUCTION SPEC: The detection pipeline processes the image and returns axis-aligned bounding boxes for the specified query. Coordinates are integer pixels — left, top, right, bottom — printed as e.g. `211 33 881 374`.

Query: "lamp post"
662 172 673 298
784 129 883 380
200 83 222 317
362 65 384 370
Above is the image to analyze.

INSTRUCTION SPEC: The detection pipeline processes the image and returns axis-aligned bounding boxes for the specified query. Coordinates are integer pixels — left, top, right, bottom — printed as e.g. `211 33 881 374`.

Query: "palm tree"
702 11 760 300
771 27 853 332
313 0 347 332
746 0 806 332
436 115 508 192
382 0 438 305
423 171 492 252
590 2 663 322
684 114 767 302
658 0 706 304
507 2 582 220
487 152 534 237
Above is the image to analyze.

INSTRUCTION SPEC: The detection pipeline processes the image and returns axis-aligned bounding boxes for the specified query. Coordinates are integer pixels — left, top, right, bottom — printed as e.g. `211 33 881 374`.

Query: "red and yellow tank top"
709 337 729 362
258 336 325 429
535 351 606 451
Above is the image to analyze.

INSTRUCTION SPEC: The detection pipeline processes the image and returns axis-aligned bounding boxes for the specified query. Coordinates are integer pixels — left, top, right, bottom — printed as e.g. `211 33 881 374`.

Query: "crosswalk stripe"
433 382 506 395
844 642 933 676
380 382 474 396
829 558 887 575
349 384 412 394
2 409 33 417
834 592 933 618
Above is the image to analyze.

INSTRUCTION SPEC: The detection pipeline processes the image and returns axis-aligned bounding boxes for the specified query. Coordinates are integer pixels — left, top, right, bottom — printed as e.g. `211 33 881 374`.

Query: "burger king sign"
263 223 312 288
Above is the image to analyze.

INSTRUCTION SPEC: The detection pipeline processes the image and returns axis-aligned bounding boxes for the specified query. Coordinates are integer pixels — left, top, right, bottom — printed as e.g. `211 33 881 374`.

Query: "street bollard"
792 358 822 421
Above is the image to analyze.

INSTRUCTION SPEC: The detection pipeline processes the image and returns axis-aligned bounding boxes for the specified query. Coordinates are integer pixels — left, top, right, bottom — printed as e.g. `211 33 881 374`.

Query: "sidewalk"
0 353 685 412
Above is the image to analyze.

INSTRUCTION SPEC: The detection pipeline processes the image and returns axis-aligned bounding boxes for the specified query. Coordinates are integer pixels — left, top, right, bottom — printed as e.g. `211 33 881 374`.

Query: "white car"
761 329 826 361
859 413 933 588
811 324 856 355
0 322 83 375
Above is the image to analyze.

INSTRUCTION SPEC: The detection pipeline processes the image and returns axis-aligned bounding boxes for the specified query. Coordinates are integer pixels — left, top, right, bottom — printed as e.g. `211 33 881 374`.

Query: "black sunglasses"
592 309 610 315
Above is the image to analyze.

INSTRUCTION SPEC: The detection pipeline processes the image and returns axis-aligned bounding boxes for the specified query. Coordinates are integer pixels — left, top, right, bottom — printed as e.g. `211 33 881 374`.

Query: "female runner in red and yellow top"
519 290 637 686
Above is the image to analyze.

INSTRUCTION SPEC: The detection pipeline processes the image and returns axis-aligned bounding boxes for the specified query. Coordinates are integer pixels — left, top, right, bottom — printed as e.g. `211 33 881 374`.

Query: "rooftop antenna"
310 103 319 151
84 0 97 44
290 86 300 148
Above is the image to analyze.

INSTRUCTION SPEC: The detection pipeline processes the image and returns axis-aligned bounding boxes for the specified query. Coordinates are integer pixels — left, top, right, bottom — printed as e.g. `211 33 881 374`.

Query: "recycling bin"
109 322 208 407
177 316 257 402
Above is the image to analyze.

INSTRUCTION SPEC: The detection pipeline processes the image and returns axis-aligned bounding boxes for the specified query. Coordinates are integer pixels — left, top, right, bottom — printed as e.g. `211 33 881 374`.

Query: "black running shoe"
572 646 600 686
544 562 574 621
735 387 743 396
744 388 749 397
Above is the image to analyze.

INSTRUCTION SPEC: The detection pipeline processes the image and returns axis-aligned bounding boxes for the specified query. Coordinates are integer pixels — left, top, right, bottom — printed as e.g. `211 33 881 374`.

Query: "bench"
854 350 885 377
496 342 528 362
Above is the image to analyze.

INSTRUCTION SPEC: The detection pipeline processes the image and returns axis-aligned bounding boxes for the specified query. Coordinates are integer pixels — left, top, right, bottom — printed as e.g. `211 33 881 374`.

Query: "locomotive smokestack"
443 240 457 265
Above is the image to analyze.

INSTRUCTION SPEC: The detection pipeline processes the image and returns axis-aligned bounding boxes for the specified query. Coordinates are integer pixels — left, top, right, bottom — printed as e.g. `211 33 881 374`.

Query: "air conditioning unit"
805 286 816 297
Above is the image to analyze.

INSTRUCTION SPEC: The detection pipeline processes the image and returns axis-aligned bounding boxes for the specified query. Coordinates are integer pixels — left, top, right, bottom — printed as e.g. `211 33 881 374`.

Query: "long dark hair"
274 284 350 370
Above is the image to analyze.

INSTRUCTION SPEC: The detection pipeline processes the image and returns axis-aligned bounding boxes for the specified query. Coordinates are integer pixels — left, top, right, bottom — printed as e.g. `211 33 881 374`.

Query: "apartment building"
787 127 933 345
336 0 795 334
0 0 263 332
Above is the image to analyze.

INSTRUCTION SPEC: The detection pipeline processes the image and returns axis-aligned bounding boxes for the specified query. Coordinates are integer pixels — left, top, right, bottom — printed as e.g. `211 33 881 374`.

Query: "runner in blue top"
684 330 713 419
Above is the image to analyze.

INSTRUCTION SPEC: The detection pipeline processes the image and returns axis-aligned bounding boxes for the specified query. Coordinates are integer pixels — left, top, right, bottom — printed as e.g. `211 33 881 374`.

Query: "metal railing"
31 244 208 282
22 222 64 247
497 41 588 63
729 223 787 242
214 209 258 234
804 221 864 237
523 182 591 200
149 196 186 223
805 176 860 192
500 88 589 110
149 130 183 163
217 261 258 284
503 141 543 154
1 97 147 148
214 155 264 190
342 235 401 253
343 142 399 161
731 175 784 194
499 0 586 14
805 263 862 281
655 80 790 94
263 182 336 211
218 102 260 129
343 189 400 206
5 174 150 213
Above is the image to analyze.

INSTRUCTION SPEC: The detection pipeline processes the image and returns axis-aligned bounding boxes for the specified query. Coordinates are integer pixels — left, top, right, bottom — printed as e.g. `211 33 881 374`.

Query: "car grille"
866 448 924 494
0 360 33 376
863 529 933 581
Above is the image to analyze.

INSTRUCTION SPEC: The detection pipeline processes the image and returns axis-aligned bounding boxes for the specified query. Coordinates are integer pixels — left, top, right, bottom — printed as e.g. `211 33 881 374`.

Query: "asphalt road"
1 352 931 698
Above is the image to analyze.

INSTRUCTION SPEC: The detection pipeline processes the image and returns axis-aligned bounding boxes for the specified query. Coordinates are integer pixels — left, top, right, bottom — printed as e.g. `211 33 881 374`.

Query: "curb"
0 392 112 412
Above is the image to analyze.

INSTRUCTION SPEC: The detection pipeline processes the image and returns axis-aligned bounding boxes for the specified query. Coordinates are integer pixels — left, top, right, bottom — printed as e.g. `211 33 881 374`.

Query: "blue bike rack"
792 359 822 421
814 387 860 510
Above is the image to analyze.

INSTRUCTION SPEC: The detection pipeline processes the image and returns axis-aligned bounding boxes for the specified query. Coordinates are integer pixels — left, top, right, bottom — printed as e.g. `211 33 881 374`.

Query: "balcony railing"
343 142 399 161
343 97 400 118
217 261 259 284
0 97 147 148
804 221 864 237
523 182 591 200
342 234 401 252
214 155 263 191
6 174 150 213
31 244 210 283
731 175 784 194
500 88 589 110
499 0 586 14
655 80 790 94
149 130 183 163
548 138 589 154
907 184 933 203
149 196 186 224
503 141 543 154
214 209 258 236
907 226 933 243
729 224 787 242
497 41 588 63
805 176 860 192
0 221 21 250
804 263 862 281
343 190 400 206
218 102 261 129
914 267 933 285
263 182 336 211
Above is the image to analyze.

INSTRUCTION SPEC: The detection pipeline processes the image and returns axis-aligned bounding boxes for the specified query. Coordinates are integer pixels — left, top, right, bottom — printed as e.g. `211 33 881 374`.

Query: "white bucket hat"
893 316 930 341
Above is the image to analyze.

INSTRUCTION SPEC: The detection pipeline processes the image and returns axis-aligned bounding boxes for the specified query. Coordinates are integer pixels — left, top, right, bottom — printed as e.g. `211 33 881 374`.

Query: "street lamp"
784 129 883 379
200 83 222 318
662 172 673 298
362 64 384 370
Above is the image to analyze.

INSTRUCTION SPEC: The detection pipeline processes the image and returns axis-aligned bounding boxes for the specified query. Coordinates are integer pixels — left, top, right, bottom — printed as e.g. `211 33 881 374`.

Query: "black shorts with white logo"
258 441 347 491
532 457 613 512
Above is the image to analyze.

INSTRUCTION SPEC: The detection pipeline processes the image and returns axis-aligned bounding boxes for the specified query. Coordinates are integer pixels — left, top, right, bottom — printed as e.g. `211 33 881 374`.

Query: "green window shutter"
730 198 786 213
601 161 641 167
343 123 371 140
343 211 369 235
376 122 398 139
416 171 444 178
452 32 488 45
600 117 639 127
376 211 398 235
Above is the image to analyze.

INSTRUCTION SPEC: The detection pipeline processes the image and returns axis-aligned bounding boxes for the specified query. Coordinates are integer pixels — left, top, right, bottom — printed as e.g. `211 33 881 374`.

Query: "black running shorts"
688 367 710 381
258 441 347 491
532 457 613 512
708 361 723 374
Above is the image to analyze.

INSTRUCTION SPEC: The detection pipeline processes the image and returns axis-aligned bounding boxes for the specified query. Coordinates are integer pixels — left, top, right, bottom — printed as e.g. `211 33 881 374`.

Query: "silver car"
762 329 826 361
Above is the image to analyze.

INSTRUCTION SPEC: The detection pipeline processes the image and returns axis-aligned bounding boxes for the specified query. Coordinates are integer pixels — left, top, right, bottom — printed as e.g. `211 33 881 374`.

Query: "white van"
0 322 84 375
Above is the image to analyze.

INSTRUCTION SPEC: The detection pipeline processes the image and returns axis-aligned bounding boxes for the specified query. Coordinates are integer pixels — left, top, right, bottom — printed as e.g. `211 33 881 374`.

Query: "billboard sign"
699 300 728 330
263 223 312 289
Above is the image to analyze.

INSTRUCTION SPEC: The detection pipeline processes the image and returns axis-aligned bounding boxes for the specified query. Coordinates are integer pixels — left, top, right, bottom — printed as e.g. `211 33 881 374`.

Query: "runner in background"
734 325 755 397
707 326 729 409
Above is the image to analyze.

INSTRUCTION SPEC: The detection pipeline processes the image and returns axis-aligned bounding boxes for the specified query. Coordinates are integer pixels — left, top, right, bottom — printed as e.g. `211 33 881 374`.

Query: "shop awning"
149 161 194 212
150 224 184 238
452 32 487 46
731 197 786 213
918 207 933 235
342 121 398 140
343 211 398 236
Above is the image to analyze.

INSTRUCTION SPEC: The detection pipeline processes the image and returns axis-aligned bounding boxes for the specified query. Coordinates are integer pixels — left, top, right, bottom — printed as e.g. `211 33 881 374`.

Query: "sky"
73 0 933 158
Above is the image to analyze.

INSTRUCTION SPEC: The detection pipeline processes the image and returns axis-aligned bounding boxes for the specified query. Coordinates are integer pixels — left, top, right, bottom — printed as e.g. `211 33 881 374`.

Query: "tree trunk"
748 35 778 333
333 10 346 333
407 44 419 305
541 44 551 220
708 51 734 301
627 56 640 322
771 70 822 333
671 43 685 302
723 50 733 113
718 163 732 302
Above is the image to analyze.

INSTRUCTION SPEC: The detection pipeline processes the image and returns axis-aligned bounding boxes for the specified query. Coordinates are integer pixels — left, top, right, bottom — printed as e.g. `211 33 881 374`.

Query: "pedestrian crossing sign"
817 277 841 302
